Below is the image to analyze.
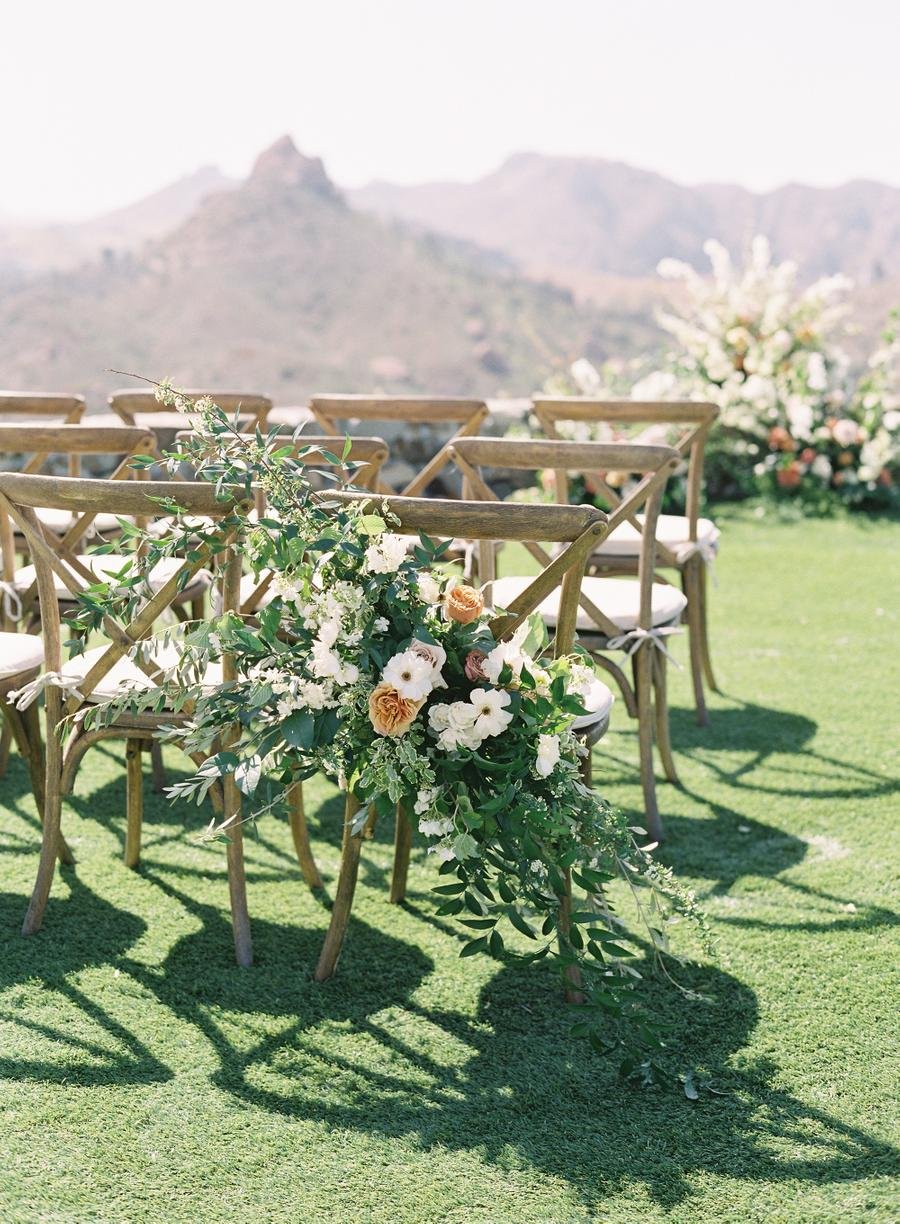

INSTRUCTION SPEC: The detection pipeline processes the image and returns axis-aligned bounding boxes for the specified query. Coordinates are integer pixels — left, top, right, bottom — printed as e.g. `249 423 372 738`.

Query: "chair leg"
683 559 709 727
698 560 720 693
223 773 253 967
287 781 323 890
635 646 663 843
390 803 412 903
22 754 63 937
124 738 143 869
191 593 205 622
315 794 363 981
558 868 584 1004
149 740 167 793
652 650 680 786
0 722 10 777
4 703 74 866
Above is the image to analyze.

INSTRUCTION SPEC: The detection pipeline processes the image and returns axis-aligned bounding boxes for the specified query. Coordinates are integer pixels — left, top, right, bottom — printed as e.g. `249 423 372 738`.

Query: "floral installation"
65 384 710 1080
542 239 900 511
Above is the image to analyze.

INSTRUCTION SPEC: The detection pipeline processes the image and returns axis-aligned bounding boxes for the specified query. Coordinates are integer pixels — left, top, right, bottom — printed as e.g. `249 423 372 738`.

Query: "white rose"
416 571 442 605
831 419 860 447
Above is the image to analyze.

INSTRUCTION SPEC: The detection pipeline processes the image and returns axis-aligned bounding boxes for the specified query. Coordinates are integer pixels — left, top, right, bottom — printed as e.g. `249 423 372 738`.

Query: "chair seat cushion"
593 513 720 560
13 555 211 600
571 679 614 731
491 575 687 634
33 507 125 536
61 643 223 703
0 632 44 679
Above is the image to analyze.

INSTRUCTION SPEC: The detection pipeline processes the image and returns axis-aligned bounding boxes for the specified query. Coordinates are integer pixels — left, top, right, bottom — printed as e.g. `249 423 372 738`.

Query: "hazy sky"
3 0 899 221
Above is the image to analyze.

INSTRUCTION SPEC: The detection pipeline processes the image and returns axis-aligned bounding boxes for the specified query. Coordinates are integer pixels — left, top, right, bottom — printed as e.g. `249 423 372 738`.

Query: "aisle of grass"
0 509 898 1222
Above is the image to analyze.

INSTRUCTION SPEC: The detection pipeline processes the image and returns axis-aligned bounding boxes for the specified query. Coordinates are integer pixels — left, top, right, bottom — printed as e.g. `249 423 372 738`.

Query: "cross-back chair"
0 424 211 631
110 389 273 465
312 491 611 997
447 436 682 841
0 472 256 966
308 395 490 496
533 398 720 724
0 393 85 424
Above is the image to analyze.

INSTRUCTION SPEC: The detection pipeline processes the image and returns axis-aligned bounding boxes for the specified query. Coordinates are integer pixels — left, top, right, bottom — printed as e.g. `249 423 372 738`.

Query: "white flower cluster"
428 688 513 751
364 533 408 574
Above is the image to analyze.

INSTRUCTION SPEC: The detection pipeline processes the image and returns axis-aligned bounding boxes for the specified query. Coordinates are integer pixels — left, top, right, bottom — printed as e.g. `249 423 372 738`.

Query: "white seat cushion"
0 632 44 680
571 679 614 731
33 507 125 536
13 555 211 600
492 575 687 634
61 643 223 703
593 513 720 560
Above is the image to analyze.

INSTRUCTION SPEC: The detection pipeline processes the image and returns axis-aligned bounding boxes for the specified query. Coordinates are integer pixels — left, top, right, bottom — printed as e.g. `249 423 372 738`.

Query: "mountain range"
0 138 622 404
1 139 897 405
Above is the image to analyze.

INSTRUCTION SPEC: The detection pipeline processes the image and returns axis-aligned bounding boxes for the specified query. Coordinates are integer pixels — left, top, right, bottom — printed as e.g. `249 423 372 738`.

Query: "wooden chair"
308 395 490 496
533 398 720 724
447 436 682 841
0 393 85 424
0 472 255 965
110 389 273 469
312 492 612 994
0 424 212 631
111 388 271 429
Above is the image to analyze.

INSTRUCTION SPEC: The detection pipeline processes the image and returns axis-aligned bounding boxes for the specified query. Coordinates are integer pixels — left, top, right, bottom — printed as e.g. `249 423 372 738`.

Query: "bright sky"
3 0 899 221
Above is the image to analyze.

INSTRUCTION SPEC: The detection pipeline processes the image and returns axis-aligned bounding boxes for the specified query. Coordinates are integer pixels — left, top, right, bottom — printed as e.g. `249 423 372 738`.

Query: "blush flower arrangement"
544 240 900 511
69 384 709 1079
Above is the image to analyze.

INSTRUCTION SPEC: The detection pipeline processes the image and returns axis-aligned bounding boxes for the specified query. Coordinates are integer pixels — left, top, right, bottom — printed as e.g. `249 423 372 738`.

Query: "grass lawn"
0 508 898 1222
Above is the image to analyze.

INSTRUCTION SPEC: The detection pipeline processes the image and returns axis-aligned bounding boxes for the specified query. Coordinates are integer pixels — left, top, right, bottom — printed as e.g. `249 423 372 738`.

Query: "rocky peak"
248 135 339 199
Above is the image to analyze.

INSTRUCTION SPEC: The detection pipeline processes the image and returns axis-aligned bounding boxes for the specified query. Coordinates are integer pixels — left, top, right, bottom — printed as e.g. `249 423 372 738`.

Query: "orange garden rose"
444 583 484 624
368 683 424 737
776 462 803 489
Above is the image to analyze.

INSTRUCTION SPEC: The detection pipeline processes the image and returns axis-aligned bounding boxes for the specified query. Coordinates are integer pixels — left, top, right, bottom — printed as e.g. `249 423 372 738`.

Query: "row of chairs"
0 394 722 976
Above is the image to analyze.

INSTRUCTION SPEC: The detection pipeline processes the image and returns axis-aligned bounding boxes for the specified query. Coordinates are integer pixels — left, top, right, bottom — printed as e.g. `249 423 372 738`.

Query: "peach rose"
464 649 488 682
368 683 424 737
800 447 816 464
776 463 802 489
768 426 795 453
444 583 484 624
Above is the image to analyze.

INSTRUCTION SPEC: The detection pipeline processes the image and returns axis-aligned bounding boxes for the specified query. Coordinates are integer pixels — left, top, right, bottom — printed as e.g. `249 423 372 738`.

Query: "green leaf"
281 711 315 749
358 514 387 536
459 936 489 958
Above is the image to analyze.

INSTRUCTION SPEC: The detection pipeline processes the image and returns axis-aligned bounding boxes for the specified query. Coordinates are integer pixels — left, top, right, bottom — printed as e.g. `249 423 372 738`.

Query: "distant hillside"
0 137 650 404
0 166 237 277
352 153 900 291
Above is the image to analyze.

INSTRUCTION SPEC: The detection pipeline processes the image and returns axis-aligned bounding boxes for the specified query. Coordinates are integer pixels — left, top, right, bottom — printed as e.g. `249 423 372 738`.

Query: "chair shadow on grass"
107 877 897 1214
0 880 171 1088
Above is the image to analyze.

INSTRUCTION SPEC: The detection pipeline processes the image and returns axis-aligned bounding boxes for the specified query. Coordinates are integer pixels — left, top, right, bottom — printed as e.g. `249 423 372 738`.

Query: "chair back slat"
110 389 271 428
323 489 608 653
309 395 489 497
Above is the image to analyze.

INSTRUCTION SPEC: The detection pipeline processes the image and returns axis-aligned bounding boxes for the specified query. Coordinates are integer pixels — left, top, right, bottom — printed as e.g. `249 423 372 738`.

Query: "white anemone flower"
382 649 435 700
469 688 513 738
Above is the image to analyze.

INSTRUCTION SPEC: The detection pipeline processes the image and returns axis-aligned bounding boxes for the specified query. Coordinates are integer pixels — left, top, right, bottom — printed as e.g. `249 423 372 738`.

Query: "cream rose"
368 683 424 737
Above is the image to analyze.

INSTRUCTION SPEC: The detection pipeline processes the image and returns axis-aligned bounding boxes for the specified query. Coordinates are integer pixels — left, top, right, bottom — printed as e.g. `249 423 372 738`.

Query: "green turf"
1 509 898 1222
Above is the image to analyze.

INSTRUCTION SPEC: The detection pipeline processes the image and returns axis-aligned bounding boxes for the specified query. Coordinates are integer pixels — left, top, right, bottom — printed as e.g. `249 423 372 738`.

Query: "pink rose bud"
464 650 488 682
